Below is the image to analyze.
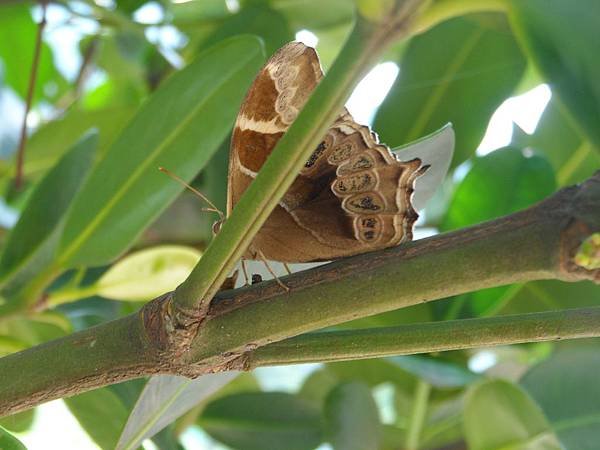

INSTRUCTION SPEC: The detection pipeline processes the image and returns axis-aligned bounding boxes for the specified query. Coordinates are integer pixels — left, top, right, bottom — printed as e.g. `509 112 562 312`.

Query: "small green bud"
574 233 600 270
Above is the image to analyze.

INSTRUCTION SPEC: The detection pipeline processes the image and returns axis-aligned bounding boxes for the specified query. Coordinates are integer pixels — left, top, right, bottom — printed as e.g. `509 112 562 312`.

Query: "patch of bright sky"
296 29 319 48
135 2 186 68
40 3 99 81
477 84 552 155
373 383 397 424
17 400 100 449
254 363 322 391
296 29 400 126
468 350 498 373
347 62 400 125
133 0 163 24
225 0 240 13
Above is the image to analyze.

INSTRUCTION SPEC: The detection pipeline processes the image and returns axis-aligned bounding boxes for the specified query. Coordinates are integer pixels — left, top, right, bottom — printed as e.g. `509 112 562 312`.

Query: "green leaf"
464 379 561 450
521 348 600 450
374 15 526 166
324 382 381 450
0 409 35 433
299 368 341 407
1 314 69 346
389 356 478 388
19 106 136 180
440 147 556 317
510 0 600 150
117 373 238 450
0 335 27 356
0 132 98 297
57 36 264 268
513 99 600 186
0 425 26 450
442 147 556 231
201 392 322 450
65 387 130 450
0 4 67 103
198 3 293 57
93 245 201 301
271 0 355 30
494 280 600 316
327 359 417 391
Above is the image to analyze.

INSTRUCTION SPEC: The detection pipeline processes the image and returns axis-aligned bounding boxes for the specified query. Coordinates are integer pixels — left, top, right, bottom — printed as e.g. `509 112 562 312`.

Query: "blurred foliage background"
0 0 598 449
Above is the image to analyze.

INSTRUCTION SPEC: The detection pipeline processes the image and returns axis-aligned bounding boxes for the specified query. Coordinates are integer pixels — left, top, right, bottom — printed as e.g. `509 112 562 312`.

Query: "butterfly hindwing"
228 42 425 262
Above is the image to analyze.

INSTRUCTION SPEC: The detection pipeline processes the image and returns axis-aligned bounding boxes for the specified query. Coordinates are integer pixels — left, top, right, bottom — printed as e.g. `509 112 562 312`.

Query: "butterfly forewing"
228 42 425 262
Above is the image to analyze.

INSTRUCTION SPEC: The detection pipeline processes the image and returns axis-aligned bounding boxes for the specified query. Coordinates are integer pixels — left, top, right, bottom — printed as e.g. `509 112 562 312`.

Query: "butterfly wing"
228 42 322 215
229 42 425 262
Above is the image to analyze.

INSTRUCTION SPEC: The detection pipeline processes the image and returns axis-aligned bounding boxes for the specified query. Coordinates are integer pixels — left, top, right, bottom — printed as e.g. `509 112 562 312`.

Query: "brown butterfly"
228 42 429 263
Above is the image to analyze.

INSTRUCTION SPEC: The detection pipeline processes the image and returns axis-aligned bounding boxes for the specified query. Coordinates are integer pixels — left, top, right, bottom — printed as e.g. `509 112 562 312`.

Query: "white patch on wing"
231 151 259 178
236 115 286 134
337 124 357 135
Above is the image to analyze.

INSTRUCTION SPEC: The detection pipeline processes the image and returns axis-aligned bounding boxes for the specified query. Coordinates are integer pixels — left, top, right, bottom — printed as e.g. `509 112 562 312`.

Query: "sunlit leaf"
117 373 238 450
94 245 201 301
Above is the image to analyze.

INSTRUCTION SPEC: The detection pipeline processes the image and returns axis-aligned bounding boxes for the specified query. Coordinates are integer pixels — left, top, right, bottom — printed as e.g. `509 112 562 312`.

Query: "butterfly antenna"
158 166 225 222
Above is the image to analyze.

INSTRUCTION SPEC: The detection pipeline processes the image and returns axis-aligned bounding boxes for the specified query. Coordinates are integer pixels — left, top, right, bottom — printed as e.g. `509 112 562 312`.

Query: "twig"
52 35 99 114
244 307 600 368
14 0 48 190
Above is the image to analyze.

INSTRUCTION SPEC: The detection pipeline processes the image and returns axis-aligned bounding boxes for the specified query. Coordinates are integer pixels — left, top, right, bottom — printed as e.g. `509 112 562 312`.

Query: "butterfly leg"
257 250 290 292
282 262 293 276
241 258 250 286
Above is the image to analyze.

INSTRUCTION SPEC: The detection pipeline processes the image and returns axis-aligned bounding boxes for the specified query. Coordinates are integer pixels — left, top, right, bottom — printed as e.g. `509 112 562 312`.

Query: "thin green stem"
245 307 600 368
405 380 431 450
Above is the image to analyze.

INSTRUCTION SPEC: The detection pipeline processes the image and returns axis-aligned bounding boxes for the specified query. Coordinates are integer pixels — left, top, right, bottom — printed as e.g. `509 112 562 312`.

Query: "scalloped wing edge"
392 124 455 211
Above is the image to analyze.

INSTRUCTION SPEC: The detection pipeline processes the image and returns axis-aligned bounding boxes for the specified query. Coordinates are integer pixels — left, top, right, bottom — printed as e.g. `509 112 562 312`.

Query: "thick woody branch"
0 172 598 416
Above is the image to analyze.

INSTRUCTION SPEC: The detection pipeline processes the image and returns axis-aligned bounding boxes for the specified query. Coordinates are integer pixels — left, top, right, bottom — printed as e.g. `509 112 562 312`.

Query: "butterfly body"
228 42 426 263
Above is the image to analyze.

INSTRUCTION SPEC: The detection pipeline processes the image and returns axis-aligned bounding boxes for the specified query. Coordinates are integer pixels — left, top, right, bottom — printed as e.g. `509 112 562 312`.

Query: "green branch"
244 307 600 368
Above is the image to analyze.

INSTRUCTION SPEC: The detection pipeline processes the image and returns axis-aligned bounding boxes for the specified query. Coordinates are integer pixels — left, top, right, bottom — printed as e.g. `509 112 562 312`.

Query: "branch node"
559 172 600 283
140 292 204 373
